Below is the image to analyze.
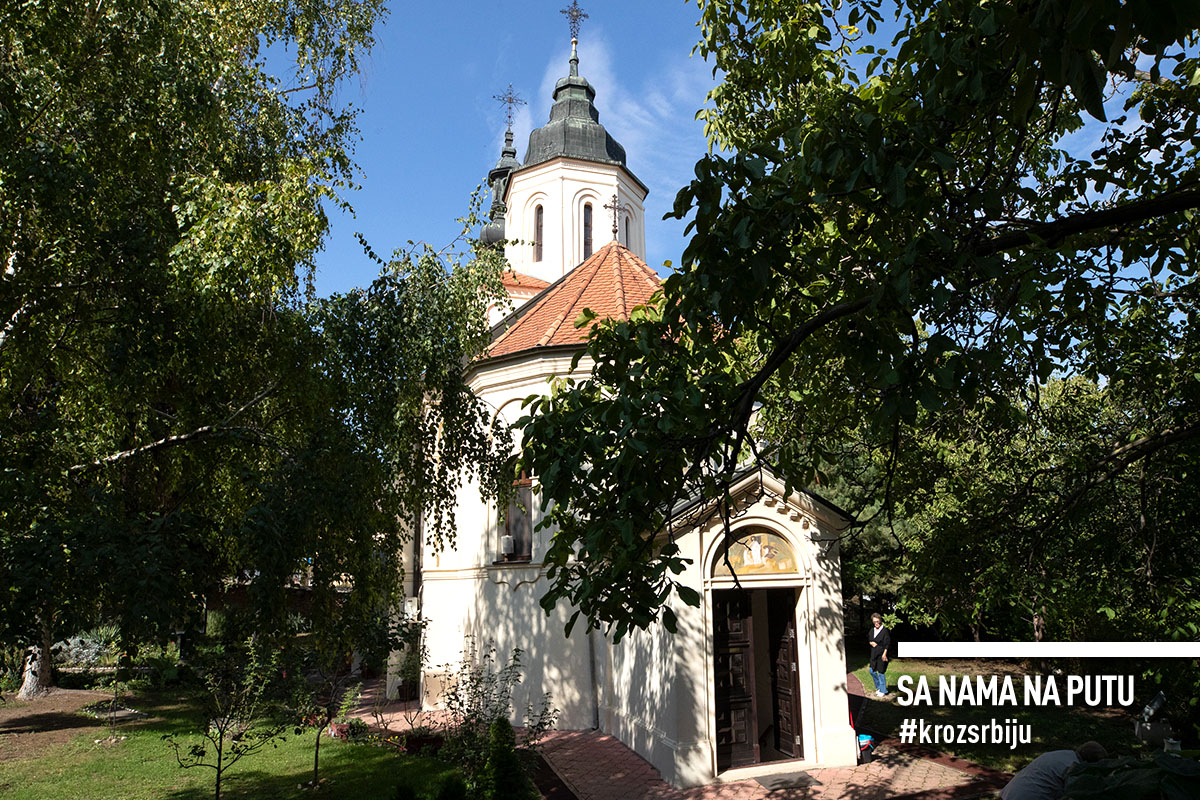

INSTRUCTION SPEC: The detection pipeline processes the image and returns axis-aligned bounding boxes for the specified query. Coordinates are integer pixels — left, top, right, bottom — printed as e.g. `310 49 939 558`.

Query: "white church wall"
418 351 600 730
420 565 597 729
594 523 714 787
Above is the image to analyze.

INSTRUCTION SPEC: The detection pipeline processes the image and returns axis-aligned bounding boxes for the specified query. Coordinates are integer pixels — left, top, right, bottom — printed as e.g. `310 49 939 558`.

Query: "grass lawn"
0 690 458 800
846 645 1137 773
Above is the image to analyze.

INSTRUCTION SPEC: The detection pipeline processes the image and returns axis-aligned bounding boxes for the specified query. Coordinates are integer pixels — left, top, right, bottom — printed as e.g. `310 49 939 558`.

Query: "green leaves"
519 0 1200 638
0 0 509 664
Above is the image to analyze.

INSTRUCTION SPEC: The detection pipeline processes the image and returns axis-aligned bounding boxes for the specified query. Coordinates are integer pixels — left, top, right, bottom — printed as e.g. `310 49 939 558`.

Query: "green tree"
0 0 509 696
1 0 386 695
164 641 287 800
521 0 1200 638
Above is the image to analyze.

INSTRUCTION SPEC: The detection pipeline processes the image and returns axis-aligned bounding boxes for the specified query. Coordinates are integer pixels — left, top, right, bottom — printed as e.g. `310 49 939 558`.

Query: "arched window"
583 203 593 259
622 215 629 247
534 205 544 262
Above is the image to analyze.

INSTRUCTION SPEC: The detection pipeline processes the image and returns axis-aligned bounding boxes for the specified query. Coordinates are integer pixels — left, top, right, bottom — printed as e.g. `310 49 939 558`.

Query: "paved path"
539 729 999 800
537 674 1008 800
352 675 1009 800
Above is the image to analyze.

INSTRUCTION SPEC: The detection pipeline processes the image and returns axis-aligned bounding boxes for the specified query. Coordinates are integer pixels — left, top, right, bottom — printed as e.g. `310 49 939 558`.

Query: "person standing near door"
868 613 892 697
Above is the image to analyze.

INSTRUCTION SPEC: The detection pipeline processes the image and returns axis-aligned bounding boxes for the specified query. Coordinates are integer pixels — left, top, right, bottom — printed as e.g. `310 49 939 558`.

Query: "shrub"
432 773 468 800
345 717 370 743
436 638 558 795
0 646 24 694
143 652 180 689
55 623 120 668
481 717 536 800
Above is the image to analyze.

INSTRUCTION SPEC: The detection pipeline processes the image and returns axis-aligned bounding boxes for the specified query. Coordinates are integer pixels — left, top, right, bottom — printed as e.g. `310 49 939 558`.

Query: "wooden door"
769 589 803 758
714 590 758 770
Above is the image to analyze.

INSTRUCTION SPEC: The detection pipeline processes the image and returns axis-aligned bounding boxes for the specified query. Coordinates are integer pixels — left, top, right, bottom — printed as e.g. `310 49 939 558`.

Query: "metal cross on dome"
603 193 626 241
493 84 525 130
561 0 588 40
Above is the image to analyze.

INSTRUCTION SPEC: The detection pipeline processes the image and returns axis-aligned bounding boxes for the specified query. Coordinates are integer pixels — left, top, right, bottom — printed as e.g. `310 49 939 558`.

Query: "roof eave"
466 341 587 382
502 155 650 205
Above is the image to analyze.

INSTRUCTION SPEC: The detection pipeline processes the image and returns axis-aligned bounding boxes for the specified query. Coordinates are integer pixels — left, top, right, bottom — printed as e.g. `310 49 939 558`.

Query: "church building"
410 27 859 787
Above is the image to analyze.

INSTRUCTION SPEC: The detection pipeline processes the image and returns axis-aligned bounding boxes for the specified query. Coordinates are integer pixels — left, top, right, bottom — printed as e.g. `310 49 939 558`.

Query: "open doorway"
713 587 804 772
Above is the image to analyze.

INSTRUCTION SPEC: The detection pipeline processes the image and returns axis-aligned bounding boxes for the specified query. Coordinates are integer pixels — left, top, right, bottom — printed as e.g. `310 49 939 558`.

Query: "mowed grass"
847 646 1136 773
0 692 456 800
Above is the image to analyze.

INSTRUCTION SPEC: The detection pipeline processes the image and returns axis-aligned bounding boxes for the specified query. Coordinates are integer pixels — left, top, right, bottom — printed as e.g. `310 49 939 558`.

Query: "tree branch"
69 382 279 472
725 295 872 461
1038 419 1200 536
976 187 1200 256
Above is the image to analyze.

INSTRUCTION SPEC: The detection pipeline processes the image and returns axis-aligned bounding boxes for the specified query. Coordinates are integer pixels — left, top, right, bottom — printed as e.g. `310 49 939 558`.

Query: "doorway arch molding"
701 514 815 592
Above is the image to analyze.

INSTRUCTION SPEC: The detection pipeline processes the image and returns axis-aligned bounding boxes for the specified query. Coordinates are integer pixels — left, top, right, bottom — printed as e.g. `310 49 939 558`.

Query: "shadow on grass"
119 694 205 737
159 747 456 800
0 711 96 735
845 641 870 674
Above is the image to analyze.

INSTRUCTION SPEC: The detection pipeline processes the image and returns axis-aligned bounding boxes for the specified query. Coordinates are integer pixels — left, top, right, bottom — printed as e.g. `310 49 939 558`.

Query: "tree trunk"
16 621 54 700
313 722 325 786
214 730 224 800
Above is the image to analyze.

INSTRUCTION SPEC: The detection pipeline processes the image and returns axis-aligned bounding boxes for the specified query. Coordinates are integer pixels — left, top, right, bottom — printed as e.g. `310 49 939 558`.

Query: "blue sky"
311 1 718 297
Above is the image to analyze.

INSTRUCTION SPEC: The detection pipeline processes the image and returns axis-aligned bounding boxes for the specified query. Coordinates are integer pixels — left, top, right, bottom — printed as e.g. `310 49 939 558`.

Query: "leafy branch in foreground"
521 0 1200 638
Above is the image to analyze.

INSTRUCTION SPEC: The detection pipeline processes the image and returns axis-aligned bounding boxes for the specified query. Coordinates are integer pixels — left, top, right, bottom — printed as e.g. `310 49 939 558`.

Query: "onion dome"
523 38 626 168
481 129 521 245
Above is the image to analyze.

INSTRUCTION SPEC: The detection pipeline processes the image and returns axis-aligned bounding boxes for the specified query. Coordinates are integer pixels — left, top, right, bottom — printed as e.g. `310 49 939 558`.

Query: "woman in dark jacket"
868 613 892 697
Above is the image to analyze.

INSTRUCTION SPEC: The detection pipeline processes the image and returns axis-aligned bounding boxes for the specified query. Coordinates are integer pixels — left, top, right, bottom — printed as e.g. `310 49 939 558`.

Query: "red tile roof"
501 270 551 291
488 241 660 359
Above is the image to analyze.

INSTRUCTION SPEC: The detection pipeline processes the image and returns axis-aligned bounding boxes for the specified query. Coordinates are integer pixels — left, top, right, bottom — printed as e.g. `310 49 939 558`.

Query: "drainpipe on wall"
413 513 424 703
588 627 600 729
412 514 423 604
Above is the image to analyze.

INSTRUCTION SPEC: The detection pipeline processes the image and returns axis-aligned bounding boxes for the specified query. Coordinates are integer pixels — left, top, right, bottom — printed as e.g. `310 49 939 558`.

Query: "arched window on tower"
534 205 544 262
622 215 629 247
583 203 593 259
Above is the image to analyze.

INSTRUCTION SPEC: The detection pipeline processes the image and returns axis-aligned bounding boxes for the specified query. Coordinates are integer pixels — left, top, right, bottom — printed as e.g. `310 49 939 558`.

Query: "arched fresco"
711 530 799 578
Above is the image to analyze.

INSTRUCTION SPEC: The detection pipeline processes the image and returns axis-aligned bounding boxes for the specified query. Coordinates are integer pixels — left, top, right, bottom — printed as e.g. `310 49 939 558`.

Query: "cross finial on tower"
493 84 526 131
561 1 588 41
603 193 626 241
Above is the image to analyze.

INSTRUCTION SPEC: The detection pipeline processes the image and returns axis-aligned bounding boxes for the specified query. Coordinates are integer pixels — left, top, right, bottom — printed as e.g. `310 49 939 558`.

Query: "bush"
0 646 24 694
345 717 370 743
432 773 467 800
436 638 557 797
481 718 536 800
141 651 180 689
55 624 120 668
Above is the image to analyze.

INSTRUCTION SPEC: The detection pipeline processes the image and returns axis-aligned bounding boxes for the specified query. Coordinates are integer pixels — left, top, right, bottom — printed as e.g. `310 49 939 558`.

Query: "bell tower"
482 7 648 285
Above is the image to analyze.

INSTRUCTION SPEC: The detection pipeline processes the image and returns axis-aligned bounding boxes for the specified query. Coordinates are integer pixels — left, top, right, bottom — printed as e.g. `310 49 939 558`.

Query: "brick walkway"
352 675 1009 800
538 729 1000 800
536 674 1008 800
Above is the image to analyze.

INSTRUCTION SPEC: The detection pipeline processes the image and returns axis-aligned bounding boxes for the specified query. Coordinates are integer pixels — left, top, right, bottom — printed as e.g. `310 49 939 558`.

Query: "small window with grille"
499 472 533 562
583 203 593 259
534 205 544 262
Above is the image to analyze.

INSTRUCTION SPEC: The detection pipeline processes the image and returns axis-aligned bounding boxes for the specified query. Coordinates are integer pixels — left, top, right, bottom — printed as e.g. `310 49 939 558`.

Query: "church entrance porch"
714 587 804 772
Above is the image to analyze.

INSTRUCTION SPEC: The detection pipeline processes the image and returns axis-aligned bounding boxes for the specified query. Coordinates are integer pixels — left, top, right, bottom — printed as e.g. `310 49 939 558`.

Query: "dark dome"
523 42 626 168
